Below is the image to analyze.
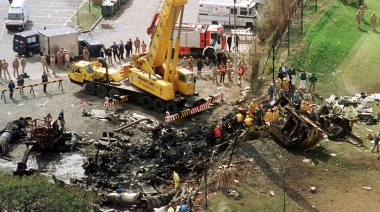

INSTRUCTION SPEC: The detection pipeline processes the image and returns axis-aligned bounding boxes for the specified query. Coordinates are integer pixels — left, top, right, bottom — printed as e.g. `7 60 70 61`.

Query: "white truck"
198 0 258 28
5 0 29 31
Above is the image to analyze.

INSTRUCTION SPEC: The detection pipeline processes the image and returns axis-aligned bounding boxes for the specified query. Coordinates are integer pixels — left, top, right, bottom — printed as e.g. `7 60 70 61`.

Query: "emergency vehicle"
198 0 258 28
175 23 226 59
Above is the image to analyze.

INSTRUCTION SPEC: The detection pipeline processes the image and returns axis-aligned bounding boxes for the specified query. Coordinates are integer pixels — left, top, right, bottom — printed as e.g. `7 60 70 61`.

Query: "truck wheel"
109 88 120 98
141 96 154 110
84 83 96 95
96 86 109 98
166 101 178 114
204 49 214 60
153 99 166 113
327 126 344 141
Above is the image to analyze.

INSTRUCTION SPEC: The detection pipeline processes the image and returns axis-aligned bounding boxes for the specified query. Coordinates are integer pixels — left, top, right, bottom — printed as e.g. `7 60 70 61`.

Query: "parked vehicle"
174 23 226 58
198 0 258 28
13 27 104 58
13 29 39 57
5 0 29 31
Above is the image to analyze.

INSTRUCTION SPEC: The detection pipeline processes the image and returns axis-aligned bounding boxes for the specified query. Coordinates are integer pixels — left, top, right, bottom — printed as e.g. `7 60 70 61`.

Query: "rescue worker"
167 207 175 212
18 75 24 95
20 55 26 74
278 89 285 98
268 83 275 101
310 108 317 122
219 64 226 84
370 12 377 31
50 55 56 75
173 171 180 189
256 105 264 127
180 57 188 68
57 48 64 69
212 65 218 84
214 124 222 141
264 108 273 127
273 106 280 124
134 37 141 54
293 96 301 110
282 78 290 97
83 47 90 61
196 58 203 77
188 56 195 72
230 164 237 187
216 166 224 189
303 91 313 103
249 99 257 114
305 102 311 112
223 165 231 187
226 60 233 82
359 4 365 20
356 10 362 29
12 57 20 77
235 112 244 128
244 112 254 127
2 59 10 79
293 89 300 101
372 132 379 153
41 54 48 73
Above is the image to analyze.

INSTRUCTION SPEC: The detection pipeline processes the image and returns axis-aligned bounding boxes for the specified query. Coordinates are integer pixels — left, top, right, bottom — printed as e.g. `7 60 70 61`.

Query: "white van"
198 0 258 28
5 0 29 31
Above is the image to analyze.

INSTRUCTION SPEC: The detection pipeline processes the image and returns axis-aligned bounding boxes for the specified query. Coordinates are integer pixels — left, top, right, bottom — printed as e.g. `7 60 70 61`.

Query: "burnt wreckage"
269 97 363 151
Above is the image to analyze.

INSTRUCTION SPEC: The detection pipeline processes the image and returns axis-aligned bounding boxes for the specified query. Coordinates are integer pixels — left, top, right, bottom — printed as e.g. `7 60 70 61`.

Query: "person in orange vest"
214 124 222 139
282 78 290 97
272 106 280 124
264 108 273 127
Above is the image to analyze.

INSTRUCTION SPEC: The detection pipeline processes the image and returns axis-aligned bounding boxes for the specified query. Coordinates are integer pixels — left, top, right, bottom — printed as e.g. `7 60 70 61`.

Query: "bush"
339 0 364 7
0 175 95 211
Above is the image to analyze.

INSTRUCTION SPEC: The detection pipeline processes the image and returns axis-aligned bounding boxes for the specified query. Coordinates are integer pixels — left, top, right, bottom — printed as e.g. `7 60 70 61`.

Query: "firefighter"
244 111 254 127
216 166 224 189
173 171 180 189
249 99 257 114
273 106 280 124
264 108 273 127
235 112 244 128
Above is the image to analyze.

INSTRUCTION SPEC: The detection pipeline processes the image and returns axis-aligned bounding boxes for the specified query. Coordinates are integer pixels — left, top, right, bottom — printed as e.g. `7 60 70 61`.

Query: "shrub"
339 0 364 7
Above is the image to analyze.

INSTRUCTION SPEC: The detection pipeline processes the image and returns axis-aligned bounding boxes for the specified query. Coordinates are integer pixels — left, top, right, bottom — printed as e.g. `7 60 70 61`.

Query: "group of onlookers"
99 38 147 65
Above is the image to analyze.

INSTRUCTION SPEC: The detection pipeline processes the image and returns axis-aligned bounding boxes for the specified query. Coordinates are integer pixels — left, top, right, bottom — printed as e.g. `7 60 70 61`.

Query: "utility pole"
272 29 275 84
233 0 238 83
301 0 304 35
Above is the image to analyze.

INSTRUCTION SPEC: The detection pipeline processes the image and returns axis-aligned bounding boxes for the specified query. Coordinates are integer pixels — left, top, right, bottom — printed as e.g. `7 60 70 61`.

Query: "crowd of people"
179 50 248 85
99 37 147 65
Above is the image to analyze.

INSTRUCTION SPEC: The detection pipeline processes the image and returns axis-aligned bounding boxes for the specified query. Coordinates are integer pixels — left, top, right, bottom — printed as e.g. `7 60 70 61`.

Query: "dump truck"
69 0 222 116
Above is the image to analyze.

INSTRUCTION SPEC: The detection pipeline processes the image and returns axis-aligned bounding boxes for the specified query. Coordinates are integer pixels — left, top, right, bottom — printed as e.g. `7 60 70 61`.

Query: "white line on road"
29 16 71 19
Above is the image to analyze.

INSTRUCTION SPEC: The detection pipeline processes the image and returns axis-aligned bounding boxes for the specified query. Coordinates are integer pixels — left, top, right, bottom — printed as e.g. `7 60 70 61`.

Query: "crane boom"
147 0 188 68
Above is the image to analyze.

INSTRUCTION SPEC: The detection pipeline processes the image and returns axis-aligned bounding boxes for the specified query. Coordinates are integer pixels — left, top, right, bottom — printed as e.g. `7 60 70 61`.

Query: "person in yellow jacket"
167 207 175 212
235 112 244 127
273 106 280 123
244 115 254 127
173 171 180 189
249 99 257 114
264 108 273 126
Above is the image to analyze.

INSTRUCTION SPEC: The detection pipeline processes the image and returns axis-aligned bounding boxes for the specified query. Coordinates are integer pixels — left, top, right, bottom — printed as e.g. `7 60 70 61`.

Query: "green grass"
293 0 380 96
67 3 102 32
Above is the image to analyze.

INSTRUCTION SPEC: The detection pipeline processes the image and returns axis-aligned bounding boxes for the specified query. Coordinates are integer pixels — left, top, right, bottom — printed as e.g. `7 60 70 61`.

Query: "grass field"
294 0 380 96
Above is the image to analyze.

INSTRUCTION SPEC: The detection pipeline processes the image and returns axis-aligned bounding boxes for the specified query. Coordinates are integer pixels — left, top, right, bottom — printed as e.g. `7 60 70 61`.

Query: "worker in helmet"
249 99 257 114
173 171 180 189
235 112 244 128
244 111 254 127
264 108 273 127
272 106 280 124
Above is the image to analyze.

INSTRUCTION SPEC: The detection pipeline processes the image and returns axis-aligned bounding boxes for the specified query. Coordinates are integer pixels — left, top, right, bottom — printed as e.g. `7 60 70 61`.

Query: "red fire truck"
175 23 226 58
